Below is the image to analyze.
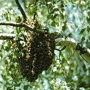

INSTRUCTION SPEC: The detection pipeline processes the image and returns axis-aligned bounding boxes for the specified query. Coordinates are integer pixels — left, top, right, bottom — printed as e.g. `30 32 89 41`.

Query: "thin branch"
0 21 33 30
0 33 15 40
15 0 27 22
32 0 38 20
0 21 44 33
55 46 66 51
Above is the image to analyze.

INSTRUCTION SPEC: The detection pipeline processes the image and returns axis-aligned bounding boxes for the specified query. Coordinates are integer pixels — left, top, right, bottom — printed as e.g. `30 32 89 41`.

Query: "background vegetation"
0 0 90 90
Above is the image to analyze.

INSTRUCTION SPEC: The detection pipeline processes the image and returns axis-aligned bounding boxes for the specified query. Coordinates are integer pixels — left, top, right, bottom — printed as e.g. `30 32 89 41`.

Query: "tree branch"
15 0 27 22
0 33 15 40
0 21 34 30
0 21 46 33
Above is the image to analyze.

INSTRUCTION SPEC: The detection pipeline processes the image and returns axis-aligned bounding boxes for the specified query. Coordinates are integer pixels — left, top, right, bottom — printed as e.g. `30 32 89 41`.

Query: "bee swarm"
18 30 55 82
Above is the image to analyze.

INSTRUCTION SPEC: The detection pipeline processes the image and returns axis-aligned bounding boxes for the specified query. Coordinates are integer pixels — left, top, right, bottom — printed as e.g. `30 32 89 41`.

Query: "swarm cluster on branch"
17 30 55 82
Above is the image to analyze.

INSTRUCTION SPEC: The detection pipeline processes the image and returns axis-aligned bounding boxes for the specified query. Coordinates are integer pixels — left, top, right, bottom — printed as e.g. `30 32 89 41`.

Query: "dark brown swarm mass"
18 31 55 82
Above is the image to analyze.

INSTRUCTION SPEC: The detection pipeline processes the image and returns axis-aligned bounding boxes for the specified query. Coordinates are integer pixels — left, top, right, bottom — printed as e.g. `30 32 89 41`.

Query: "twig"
55 46 66 51
0 21 45 33
0 21 33 30
0 33 15 40
32 0 38 20
15 0 27 22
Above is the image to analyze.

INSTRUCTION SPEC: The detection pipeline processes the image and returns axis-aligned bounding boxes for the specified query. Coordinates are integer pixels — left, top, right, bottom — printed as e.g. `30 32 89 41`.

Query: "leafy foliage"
0 0 90 90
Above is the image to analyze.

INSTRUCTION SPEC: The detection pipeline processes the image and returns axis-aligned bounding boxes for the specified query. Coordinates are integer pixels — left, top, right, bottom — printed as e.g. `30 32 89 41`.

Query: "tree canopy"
0 0 90 90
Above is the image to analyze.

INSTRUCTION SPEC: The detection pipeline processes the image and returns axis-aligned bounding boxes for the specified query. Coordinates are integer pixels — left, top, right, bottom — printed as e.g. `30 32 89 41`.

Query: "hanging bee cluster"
17 20 55 82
